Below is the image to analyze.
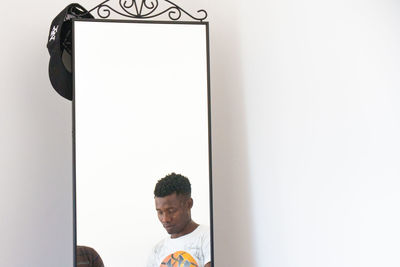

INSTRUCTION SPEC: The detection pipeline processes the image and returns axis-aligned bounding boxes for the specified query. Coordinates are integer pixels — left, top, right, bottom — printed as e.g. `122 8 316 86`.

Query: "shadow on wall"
209 5 255 267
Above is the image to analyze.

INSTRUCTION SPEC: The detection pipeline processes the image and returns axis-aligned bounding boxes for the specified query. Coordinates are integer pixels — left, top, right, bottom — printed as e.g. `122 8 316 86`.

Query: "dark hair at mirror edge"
154 173 191 198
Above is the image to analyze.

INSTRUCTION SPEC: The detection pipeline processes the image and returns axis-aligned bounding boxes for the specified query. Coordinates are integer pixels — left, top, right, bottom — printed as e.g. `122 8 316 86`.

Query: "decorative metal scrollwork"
87 0 208 21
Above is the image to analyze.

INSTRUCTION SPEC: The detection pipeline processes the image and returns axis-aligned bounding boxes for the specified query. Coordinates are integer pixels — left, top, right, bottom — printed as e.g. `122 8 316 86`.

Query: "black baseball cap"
47 3 94 100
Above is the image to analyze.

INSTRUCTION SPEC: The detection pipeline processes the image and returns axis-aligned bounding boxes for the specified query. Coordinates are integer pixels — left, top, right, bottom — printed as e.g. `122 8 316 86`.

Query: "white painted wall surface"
1 0 400 266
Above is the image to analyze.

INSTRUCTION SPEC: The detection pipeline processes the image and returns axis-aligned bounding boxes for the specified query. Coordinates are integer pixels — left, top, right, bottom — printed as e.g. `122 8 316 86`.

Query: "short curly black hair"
154 173 191 198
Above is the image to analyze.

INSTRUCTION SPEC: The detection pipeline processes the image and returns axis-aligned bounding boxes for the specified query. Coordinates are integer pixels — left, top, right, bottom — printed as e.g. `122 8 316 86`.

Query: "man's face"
155 192 192 238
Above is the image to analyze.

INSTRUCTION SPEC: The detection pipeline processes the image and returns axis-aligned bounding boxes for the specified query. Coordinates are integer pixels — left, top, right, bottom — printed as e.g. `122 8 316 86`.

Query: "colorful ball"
160 251 199 267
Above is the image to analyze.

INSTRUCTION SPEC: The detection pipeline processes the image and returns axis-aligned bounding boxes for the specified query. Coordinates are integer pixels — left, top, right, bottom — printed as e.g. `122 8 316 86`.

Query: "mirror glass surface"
73 20 211 267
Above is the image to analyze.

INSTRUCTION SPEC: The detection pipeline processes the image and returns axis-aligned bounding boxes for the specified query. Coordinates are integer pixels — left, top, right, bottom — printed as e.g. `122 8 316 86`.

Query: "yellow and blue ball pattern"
160 251 199 267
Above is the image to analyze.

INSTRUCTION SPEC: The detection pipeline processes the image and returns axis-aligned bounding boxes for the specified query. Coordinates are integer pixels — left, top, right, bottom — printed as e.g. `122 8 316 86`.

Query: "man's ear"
187 197 193 209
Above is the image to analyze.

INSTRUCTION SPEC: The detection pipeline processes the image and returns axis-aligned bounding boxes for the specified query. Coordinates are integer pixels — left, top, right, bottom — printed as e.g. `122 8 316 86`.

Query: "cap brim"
48 48 73 100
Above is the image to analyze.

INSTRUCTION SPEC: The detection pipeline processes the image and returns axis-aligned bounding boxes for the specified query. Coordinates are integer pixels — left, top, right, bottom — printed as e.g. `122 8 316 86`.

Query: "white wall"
1 0 400 266
210 0 400 266
0 1 74 266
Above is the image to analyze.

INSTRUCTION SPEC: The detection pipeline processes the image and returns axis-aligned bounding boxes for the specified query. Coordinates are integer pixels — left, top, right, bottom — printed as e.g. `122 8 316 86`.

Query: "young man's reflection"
147 173 211 267
76 246 104 267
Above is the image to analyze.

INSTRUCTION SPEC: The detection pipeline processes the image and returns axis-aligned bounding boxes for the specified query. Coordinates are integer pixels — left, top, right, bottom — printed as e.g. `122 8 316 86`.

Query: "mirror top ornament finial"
87 0 208 21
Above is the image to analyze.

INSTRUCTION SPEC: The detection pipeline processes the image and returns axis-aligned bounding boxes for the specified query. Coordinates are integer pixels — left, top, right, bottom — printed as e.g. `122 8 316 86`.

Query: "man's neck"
171 220 199 239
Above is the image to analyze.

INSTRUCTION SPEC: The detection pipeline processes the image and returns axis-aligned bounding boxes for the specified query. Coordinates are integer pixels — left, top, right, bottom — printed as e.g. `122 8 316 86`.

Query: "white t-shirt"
147 225 211 267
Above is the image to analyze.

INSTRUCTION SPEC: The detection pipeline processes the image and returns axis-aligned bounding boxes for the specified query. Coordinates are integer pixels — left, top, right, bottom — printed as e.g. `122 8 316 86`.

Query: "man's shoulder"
194 224 210 239
151 225 210 252
196 224 210 234
152 236 169 253
180 224 210 242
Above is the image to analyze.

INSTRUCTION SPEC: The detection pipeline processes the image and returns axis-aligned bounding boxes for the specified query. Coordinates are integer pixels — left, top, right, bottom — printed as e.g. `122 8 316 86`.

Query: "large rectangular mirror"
73 20 212 267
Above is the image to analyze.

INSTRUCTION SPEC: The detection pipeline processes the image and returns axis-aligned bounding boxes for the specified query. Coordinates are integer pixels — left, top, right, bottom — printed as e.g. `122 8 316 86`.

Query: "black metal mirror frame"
72 2 213 266
87 0 207 21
